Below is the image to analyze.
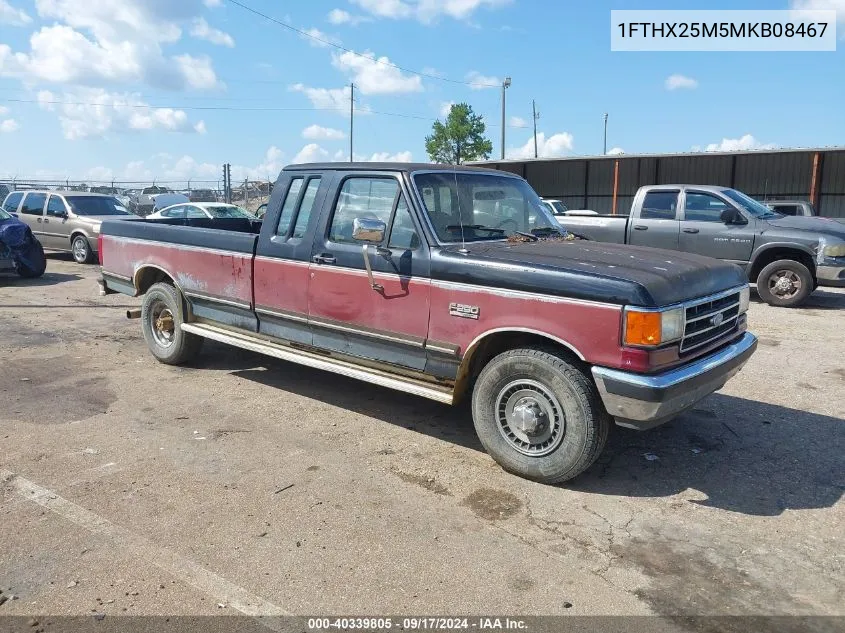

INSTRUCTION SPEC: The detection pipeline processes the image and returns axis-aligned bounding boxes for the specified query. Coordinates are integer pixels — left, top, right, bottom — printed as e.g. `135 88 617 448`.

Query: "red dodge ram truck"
99 163 757 483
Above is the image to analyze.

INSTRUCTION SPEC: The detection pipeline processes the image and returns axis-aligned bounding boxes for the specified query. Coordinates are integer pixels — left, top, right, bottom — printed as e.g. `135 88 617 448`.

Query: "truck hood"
761 215 845 239
432 239 747 307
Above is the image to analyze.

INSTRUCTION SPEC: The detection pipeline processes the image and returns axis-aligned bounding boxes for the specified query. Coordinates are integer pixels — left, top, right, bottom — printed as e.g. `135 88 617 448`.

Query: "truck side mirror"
720 208 745 225
352 217 386 292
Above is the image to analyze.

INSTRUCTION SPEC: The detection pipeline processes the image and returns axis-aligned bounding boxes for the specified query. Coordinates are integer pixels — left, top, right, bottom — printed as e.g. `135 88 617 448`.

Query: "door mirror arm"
352 217 387 292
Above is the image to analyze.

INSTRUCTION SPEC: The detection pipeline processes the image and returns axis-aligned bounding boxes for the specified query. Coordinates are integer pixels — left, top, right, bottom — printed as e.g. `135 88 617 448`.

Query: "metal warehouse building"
472 147 845 218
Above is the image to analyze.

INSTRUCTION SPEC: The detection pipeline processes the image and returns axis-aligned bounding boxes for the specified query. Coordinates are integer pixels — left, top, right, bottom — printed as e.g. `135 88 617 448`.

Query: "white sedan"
147 202 256 220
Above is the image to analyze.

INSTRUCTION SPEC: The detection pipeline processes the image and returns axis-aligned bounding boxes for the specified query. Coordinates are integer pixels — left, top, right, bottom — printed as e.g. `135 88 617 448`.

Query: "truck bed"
556 214 628 243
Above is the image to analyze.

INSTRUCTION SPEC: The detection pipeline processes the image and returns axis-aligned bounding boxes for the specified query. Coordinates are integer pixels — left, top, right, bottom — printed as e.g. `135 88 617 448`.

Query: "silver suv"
1 190 137 264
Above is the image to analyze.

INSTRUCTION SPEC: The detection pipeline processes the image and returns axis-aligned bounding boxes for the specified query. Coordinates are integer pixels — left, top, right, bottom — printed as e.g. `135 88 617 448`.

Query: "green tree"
425 103 493 164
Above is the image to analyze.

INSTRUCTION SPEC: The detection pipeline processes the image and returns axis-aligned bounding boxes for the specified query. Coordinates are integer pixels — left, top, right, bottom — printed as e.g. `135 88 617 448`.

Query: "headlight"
822 243 845 258
739 285 750 314
623 306 684 347
91 224 100 234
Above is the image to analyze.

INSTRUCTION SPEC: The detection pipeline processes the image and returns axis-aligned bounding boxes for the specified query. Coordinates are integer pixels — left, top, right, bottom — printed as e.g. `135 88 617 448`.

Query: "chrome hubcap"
73 239 87 260
150 301 175 347
768 270 801 298
496 380 565 457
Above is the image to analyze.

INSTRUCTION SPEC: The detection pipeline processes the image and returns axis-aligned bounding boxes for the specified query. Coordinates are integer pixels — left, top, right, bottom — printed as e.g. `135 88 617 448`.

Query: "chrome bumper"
591 332 758 430
816 262 845 286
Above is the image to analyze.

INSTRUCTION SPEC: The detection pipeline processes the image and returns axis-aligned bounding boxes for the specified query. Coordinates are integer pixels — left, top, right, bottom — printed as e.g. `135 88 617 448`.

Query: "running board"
180 323 455 405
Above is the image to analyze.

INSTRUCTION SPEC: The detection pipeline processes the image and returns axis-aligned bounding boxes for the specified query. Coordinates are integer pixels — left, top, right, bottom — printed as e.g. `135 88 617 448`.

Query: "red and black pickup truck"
99 162 757 483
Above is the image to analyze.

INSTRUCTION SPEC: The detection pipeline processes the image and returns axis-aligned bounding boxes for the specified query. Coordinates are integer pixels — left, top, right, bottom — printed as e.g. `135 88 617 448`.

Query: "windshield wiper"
514 231 538 241
445 224 506 234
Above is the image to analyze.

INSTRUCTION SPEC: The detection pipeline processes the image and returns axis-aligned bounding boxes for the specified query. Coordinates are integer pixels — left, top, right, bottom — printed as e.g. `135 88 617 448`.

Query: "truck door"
628 190 681 250
307 173 431 371
254 173 327 345
679 190 754 264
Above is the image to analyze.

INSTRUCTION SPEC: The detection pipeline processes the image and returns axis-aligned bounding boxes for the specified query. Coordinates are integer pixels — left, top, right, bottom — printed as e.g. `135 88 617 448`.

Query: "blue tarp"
0 217 45 275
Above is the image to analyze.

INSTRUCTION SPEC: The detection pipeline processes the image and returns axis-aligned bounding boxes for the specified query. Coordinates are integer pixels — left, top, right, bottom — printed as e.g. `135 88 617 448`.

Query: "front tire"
141 282 204 365
471 347 610 484
71 234 94 264
756 259 813 307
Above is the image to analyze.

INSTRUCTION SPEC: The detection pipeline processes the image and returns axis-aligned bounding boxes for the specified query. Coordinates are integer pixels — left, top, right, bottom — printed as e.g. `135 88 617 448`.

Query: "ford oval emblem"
710 312 725 327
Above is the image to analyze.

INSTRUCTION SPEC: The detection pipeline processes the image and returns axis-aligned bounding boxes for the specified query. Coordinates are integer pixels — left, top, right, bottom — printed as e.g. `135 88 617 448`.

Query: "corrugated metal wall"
478 149 845 218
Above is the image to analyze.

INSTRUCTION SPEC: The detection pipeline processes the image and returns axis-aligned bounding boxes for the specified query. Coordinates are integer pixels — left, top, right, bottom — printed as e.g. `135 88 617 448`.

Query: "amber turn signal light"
624 311 662 346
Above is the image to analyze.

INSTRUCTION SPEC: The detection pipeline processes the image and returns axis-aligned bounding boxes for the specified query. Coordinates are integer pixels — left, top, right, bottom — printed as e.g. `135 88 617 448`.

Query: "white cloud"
366 151 413 162
439 101 455 117
293 143 330 164
0 106 8 116
466 70 499 90
302 124 346 140
332 50 423 94
507 132 574 159
0 1 223 92
0 0 31 25
607 147 625 155
790 0 845 25
509 115 526 128
701 134 778 152
301 27 342 48
328 9 369 24
352 0 511 23
190 18 235 47
289 83 370 115
203 0 222 6
36 88 206 140
0 118 20 133
665 74 698 91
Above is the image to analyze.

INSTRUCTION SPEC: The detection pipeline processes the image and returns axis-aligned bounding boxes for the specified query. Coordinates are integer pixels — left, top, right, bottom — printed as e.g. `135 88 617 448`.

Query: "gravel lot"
1 255 843 627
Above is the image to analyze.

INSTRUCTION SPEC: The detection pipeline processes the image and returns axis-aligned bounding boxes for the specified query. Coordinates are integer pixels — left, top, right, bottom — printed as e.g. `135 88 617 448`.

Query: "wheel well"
134 266 175 295
70 231 88 245
749 248 816 282
453 331 584 402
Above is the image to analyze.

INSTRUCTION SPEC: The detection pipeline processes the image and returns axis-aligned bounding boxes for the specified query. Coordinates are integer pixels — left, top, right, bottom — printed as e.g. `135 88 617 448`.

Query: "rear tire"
141 282 204 365
71 234 94 264
471 347 610 484
16 240 46 278
756 259 813 307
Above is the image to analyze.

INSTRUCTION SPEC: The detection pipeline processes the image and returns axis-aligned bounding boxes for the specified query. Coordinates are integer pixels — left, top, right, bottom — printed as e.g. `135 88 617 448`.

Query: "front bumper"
591 332 758 430
816 262 845 286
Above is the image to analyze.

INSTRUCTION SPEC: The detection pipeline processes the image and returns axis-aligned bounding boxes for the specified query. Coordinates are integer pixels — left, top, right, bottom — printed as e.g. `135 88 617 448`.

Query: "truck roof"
641 184 732 192
284 162 509 176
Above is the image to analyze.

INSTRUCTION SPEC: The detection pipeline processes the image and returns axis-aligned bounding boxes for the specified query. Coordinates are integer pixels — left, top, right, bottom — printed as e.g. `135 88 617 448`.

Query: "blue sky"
0 0 843 184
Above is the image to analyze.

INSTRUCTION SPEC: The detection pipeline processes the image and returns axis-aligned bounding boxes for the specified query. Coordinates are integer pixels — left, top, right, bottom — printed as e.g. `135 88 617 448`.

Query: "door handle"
683 228 700 234
311 254 336 265
43 218 49 224
633 225 648 230
36 218 42 223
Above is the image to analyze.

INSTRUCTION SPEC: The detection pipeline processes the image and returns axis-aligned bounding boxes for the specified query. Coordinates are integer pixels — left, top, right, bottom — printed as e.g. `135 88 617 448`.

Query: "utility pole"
349 82 354 162
532 100 540 159
500 76 511 160
603 113 609 155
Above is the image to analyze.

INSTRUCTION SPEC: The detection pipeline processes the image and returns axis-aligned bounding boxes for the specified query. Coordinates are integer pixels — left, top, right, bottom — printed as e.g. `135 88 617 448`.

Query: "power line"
225 0 500 89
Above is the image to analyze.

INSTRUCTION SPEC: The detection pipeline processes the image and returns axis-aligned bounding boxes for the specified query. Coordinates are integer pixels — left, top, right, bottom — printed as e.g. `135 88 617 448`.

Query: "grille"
680 290 741 353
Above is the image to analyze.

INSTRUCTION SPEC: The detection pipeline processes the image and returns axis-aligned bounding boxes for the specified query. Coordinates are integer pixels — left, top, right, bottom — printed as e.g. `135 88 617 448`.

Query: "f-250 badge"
449 303 480 319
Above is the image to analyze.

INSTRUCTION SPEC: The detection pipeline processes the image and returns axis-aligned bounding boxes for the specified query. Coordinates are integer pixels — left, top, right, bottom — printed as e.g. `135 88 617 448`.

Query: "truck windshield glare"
413 172 560 242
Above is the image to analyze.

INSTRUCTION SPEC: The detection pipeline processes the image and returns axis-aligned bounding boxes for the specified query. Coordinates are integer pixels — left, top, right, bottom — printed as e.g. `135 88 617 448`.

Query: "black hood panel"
431 240 747 307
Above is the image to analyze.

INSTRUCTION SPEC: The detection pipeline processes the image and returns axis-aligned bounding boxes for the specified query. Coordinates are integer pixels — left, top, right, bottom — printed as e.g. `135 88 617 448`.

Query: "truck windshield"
723 189 780 219
413 172 561 242
66 196 131 216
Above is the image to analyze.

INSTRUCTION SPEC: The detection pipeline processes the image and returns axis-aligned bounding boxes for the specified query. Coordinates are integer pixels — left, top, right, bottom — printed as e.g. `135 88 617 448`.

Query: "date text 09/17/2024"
307 617 529 630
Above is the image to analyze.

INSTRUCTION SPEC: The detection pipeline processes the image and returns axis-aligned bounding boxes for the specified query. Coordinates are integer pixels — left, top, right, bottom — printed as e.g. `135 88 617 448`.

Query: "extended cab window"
275 177 304 236
3 191 23 213
291 177 321 239
640 191 678 220
329 177 397 243
20 193 47 215
684 192 730 222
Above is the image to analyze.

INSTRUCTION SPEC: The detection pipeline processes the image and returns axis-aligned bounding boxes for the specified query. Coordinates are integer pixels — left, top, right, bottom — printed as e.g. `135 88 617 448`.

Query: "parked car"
99 162 756 483
2 190 138 264
556 184 845 306
0 205 45 278
129 186 173 216
147 202 255 221
541 198 596 216
90 186 132 208
763 200 817 217
149 193 190 214
188 189 218 203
